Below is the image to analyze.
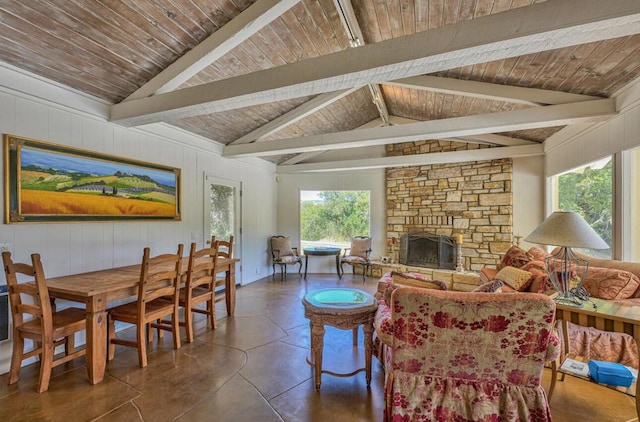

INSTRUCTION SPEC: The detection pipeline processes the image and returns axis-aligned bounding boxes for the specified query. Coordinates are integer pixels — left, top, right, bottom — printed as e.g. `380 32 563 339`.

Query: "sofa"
480 245 640 369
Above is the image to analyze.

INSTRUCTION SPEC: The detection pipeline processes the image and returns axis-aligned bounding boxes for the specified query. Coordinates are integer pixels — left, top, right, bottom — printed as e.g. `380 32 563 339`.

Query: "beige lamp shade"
524 211 609 249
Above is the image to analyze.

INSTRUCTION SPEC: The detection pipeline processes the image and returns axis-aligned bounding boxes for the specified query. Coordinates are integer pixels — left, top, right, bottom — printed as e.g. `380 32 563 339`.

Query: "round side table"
302 288 378 391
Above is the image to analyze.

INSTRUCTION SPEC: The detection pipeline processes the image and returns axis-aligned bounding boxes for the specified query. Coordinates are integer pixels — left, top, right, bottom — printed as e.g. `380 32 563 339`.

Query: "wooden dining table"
45 256 239 385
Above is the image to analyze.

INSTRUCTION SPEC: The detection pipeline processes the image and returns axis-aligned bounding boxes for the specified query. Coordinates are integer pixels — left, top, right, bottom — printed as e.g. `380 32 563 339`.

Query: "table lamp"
524 211 608 307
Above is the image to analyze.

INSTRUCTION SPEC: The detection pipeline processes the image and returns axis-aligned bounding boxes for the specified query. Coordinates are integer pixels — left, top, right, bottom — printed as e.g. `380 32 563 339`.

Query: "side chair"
2 251 87 393
213 235 233 303
340 236 372 281
270 235 302 280
158 242 218 343
108 244 183 368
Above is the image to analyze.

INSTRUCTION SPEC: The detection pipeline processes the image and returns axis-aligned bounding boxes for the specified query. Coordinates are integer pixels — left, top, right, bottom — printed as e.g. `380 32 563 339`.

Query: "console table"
303 247 341 279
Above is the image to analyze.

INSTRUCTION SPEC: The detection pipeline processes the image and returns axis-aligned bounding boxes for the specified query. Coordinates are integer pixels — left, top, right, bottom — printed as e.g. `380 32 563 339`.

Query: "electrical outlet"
0 243 10 252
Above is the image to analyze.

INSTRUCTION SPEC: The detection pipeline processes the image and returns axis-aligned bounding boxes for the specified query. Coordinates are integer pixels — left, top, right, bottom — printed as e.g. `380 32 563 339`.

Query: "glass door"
204 174 241 282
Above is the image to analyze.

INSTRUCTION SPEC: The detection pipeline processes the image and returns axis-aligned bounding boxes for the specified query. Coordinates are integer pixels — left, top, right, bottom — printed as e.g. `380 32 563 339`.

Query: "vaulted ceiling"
1 0 639 172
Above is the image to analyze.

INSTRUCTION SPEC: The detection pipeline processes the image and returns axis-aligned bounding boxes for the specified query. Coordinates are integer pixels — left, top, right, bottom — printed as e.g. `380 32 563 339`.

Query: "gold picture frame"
4 134 181 223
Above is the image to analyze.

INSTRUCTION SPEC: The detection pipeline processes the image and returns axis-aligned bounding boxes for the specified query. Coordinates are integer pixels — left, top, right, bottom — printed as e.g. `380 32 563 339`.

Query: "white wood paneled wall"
0 66 278 375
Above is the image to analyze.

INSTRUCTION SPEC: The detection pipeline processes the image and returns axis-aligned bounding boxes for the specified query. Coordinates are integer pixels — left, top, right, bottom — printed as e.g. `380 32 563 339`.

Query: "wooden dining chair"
2 251 87 393
159 242 218 343
107 244 183 368
213 236 233 303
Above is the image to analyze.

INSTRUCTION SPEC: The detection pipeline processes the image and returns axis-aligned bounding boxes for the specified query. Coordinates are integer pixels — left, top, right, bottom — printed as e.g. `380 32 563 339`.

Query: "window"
550 157 612 258
300 190 370 250
624 146 640 262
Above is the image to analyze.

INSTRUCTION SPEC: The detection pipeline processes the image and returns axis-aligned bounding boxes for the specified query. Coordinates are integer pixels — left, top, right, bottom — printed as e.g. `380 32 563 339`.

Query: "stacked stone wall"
385 140 512 271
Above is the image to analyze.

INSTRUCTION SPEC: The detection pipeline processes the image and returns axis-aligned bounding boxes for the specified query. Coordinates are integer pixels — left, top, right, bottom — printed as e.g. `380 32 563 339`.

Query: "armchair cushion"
271 236 294 257
381 272 447 304
495 266 533 291
349 237 371 258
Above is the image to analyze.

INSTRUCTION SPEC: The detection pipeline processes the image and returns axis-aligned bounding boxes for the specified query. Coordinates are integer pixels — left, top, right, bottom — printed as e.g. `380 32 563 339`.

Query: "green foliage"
300 191 370 243
557 160 612 247
210 185 234 240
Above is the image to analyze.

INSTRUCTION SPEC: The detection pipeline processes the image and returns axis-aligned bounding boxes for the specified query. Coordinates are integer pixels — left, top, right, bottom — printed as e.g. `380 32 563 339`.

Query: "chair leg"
137 323 147 368
272 264 276 278
65 334 76 355
208 297 217 330
185 304 194 343
280 265 284 281
172 308 181 350
8 334 24 385
297 261 302 275
107 316 116 361
37 342 54 393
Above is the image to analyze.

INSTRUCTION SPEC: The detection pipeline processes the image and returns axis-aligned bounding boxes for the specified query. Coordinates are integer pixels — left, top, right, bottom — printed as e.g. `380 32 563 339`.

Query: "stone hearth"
385 140 513 272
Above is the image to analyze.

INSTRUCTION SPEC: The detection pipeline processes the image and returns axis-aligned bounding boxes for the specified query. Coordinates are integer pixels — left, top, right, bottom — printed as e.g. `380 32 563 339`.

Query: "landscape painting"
4 135 181 223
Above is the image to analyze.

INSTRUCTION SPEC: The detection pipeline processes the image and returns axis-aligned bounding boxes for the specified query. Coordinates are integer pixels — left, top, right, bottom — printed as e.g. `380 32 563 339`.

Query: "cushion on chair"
582 267 640 300
342 256 368 264
350 237 371 258
497 246 532 270
277 255 300 264
271 237 294 257
494 266 533 291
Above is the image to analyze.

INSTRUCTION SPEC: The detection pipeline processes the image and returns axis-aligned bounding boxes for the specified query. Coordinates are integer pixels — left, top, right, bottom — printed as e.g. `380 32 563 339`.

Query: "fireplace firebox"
399 232 455 270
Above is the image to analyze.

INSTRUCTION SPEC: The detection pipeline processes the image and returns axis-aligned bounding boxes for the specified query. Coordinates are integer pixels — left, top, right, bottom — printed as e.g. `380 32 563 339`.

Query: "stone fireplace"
386 140 513 272
399 232 455 270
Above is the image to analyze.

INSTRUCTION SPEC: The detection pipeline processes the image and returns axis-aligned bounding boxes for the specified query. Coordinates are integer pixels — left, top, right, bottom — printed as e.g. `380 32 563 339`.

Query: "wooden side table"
302 288 378 391
303 247 342 279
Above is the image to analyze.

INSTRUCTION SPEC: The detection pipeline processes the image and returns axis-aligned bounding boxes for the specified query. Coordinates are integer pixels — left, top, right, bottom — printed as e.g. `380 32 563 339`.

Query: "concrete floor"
0 273 637 421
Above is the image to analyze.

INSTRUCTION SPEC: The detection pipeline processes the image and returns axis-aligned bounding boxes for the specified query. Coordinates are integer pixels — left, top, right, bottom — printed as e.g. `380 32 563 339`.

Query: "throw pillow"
582 267 640 300
521 260 554 294
271 236 293 257
391 271 448 290
498 246 532 270
350 237 371 258
494 266 533 291
528 246 551 261
472 279 504 293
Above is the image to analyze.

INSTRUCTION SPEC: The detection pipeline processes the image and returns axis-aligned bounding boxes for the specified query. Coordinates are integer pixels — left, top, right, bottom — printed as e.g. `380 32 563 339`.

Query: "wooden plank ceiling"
0 0 639 170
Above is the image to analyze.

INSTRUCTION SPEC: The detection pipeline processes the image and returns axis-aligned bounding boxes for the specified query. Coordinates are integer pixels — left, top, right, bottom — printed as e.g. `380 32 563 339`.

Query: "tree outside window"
552 157 612 258
300 190 370 250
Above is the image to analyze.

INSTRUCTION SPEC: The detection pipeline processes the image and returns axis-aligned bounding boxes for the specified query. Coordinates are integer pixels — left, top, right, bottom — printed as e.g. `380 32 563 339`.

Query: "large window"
300 190 370 250
624 146 640 262
551 157 612 258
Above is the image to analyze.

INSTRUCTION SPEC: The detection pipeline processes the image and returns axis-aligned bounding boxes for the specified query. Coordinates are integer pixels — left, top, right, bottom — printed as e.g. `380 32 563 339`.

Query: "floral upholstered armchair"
270 236 302 280
374 287 560 422
340 236 372 281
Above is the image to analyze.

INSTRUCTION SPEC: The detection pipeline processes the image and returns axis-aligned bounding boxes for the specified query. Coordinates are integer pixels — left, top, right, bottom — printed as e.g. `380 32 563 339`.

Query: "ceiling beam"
110 0 640 126
458 134 536 146
333 0 390 125
276 144 544 173
387 75 599 106
223 99 615 157
124 0 300 101
279 117 386 164
230 87 359 144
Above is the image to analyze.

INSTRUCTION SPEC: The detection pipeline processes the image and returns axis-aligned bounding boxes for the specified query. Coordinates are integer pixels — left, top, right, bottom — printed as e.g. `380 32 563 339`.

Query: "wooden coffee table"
302 288 378 391
554 297 640 419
